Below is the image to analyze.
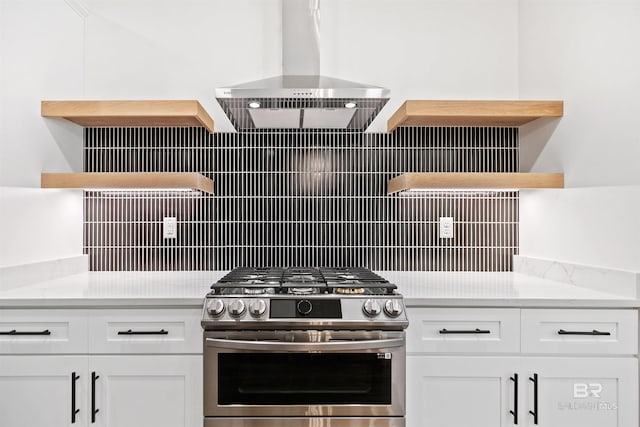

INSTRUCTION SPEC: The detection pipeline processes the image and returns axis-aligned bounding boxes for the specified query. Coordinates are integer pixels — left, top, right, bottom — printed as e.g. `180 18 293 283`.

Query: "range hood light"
248 101 261 109
344 102 357 109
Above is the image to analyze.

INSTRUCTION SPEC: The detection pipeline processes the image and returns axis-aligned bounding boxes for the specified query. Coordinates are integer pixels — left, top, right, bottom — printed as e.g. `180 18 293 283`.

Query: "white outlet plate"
439 217 454 239
163 217 177 239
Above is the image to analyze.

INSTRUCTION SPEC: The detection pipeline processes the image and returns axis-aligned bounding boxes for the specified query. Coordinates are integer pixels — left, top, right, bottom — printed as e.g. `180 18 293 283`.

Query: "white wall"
518 0 640 271
0 188 83 267
0 0 85 267
82 0 282 132
322 0 519 132
519 187 640 271
81 0 519 132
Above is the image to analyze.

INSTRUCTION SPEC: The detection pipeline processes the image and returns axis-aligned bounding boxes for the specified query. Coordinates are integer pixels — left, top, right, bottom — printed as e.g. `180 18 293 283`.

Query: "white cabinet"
407 356 520 427
0 309 89 354
522 357 638 427
406 307 639 427
521 309 638 355
89 355 202 427
407 308 520 353
407 355 638 427
88 308 201 354
0 355 202 427
0 356 88 427
0 308 203 427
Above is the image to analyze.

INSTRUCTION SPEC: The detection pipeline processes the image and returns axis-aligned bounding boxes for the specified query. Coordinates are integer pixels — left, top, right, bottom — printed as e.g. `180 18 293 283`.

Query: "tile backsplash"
84 127 519 271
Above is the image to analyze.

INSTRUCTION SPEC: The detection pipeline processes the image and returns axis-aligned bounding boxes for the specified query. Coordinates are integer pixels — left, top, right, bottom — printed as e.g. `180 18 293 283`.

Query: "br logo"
573 383 603 398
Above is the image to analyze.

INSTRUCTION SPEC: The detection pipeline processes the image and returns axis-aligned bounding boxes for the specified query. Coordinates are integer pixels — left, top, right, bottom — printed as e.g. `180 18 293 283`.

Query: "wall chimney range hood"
215 0 390 131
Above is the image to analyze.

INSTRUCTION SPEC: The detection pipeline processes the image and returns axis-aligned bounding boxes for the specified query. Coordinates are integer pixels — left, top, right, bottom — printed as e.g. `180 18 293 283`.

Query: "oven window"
218 353 392 405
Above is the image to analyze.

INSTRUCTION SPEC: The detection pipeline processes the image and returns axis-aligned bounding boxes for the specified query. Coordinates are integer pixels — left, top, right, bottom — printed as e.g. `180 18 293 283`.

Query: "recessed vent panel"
248 109 301 129
302 109 357 129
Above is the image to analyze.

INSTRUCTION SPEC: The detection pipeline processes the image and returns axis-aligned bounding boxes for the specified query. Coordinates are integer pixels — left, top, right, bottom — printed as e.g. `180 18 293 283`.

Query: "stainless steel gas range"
201 267 409 427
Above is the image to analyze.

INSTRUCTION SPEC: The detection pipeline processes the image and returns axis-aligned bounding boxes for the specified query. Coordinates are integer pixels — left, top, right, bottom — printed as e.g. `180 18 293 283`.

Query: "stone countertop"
379 271 640 308
0 271 227 307
0 270 637 308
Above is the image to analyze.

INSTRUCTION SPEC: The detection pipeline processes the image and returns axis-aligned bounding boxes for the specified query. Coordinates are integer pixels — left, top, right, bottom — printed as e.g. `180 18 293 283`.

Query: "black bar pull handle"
91 372 100 423
529 373 538 425
117 329 168 335
558 329 611 336
0 329 51 335
439 328 491 334
71 372 80 424
509 373 518 425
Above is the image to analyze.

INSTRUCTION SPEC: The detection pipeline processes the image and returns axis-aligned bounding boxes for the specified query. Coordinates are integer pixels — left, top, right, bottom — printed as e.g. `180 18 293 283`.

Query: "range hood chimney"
215 0 390 131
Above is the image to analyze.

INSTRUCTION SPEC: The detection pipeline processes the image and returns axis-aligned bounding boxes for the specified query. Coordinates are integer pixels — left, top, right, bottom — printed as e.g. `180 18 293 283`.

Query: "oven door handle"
205 337 404 352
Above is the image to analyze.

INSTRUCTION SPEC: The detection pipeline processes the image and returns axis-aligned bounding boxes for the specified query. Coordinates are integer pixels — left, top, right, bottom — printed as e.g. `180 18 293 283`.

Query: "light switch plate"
163 217 177 239
439 217 454 239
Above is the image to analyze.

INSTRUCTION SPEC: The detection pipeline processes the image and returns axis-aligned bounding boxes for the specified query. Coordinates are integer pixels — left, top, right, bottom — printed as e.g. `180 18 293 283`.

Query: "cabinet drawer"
88 308 202 354
0 309 89 354
521 309 638 354
406 308 520 353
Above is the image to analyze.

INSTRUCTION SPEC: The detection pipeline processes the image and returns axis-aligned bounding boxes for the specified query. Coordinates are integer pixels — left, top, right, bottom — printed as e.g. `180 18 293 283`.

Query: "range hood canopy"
216 75 390 131
215 0 390 131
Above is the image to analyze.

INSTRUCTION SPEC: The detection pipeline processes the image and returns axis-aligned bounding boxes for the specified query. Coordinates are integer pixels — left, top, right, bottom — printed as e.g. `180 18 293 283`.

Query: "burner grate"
210 267 397 296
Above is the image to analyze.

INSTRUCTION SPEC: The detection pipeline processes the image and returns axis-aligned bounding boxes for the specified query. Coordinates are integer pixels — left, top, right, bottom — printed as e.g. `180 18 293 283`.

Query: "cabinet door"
89 355 202 427
0 356 88 427
521 357 638 427
407 356 520 427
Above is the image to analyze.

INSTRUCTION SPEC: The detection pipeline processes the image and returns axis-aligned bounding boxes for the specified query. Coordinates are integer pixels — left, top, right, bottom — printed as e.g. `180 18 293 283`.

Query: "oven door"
203 330 405 418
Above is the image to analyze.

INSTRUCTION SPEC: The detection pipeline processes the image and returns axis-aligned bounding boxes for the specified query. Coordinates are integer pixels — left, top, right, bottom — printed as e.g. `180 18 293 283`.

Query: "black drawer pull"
439 328 491 334
529 373 539 425
117 329 168 335
509 373 518 425
557 329 611 336
91 372 100 423
71 372 80 423
0 329 51 336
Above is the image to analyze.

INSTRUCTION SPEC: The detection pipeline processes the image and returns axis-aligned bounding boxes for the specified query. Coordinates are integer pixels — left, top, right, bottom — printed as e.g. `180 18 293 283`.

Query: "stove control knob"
296 299 313 316
249 299 267 317
362 299 382 317
228 299 246 317
206 299 225 317
384 299 403 318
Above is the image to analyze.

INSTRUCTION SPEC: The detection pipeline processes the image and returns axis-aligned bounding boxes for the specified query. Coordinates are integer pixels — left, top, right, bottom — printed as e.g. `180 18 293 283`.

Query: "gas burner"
334 287 365 295
287 267 317 273
335 274 358 280
288 287 317 295
330 279 365 285
243 287 272 295
244 279 276 285
287 274 319 283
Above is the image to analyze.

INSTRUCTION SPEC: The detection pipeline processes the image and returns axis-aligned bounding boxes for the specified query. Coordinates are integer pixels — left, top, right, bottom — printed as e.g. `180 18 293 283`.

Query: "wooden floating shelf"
41 100 214 133
388 100 563 132
41 172 214 194
388 173 564 194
